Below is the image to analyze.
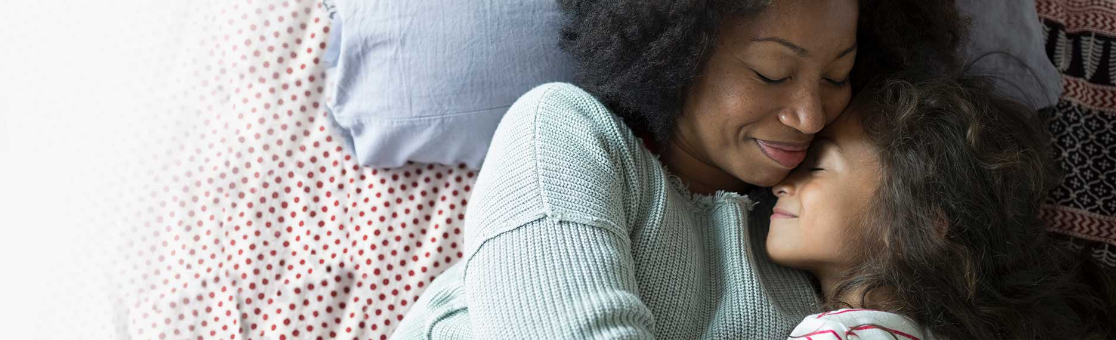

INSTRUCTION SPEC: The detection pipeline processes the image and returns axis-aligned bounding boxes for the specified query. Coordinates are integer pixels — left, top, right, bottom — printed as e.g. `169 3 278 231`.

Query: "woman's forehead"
723 0 858 57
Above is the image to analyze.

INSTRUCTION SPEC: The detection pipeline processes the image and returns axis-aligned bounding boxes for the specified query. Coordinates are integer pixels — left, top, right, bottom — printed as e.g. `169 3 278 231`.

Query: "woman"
391 0 966 339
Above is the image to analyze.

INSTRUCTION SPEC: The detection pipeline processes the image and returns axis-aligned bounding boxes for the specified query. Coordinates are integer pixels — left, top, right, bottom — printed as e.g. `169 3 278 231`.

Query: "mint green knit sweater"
390 83 820 339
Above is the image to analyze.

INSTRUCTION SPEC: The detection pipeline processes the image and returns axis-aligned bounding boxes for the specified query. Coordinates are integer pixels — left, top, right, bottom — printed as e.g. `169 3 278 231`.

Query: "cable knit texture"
390 83 820 340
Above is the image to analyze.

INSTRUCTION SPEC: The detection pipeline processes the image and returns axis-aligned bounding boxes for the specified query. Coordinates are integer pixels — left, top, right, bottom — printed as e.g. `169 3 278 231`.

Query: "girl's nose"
772 180 795 198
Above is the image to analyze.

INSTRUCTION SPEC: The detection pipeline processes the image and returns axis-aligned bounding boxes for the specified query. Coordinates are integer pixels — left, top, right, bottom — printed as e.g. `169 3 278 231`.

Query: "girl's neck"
817 270 869 309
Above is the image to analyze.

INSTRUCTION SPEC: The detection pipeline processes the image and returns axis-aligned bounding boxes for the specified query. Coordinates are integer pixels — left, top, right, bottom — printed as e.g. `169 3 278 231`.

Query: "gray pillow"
959 0 1062 110
324 0 575 168
324 0 1060 169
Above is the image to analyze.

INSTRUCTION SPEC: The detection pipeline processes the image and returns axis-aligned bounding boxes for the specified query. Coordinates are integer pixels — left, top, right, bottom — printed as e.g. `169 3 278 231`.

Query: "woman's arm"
461 83 655 339
465 218 653 338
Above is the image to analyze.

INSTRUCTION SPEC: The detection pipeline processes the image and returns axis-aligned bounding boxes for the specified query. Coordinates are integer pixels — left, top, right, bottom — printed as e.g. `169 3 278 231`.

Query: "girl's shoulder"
787 309 930 340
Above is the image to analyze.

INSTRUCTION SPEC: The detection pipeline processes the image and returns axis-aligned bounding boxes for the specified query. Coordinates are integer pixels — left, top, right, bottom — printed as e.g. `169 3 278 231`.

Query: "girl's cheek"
804 181 847 237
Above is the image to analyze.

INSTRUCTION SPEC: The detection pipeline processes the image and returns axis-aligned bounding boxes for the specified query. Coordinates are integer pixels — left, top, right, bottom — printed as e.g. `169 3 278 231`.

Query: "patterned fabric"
788 309 929 340
1037 0 1116 267
109 1 477 339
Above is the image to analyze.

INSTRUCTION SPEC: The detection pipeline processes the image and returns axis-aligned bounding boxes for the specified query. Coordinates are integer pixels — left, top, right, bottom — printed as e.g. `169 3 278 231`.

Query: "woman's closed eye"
824 77 849 87
754 71 847 87
754 70 789 84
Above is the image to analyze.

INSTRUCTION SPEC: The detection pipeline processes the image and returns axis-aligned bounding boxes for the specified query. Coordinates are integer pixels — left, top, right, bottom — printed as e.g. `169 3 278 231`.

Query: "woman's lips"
755 139 809 168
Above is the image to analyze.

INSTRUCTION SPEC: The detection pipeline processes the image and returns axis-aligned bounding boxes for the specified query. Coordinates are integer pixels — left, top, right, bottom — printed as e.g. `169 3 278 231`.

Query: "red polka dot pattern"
121 1 473 339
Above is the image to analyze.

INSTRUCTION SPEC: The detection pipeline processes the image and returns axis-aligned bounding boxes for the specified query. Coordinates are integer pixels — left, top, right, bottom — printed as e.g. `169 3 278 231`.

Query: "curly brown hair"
556 0 968 143
832 75 1116 340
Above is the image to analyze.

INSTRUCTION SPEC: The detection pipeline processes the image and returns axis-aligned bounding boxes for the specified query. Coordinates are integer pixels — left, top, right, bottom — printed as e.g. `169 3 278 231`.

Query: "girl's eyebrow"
811 137 848 167
816 136 842 152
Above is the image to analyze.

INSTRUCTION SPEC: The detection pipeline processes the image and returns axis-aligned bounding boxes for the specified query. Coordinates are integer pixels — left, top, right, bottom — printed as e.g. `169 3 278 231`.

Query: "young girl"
766 75 1115 339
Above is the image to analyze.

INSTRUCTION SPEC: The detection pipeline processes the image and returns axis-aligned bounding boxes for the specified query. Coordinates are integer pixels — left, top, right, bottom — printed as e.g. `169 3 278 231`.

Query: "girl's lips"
771 208 798 219
755 139 809 168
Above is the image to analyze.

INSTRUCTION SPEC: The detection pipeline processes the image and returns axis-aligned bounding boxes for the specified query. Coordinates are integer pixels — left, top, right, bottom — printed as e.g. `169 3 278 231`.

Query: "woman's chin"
735 165 790 188
718 145 794 188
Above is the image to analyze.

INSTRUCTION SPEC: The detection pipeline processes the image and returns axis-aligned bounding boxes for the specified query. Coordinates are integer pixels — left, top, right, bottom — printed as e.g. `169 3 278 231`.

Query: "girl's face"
766 104 880 279
670 0 858 190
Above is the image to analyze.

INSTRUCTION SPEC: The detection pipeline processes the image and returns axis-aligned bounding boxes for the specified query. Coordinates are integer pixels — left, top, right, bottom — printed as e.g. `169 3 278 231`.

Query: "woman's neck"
659 136 750 195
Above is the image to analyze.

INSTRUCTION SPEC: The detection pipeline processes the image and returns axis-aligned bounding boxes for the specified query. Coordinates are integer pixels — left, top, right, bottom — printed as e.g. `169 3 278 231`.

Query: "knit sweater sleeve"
461 83 654 339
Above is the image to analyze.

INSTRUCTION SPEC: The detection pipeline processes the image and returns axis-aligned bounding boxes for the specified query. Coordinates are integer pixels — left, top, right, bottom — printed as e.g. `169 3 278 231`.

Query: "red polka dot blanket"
108 1 473 339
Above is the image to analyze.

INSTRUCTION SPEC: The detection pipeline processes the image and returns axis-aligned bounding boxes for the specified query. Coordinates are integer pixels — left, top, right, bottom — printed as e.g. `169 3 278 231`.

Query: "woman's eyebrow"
753 37 808 57
836 43 857 59
752 38 857 59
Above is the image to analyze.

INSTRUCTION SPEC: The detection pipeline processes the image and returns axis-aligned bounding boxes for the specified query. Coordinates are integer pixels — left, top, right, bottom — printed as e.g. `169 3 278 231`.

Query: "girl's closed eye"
800 140 840 173
801 156 824 172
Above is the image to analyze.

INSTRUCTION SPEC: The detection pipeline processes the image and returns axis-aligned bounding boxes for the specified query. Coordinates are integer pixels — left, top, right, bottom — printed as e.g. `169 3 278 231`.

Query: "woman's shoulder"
469 82 653 236
503 82 628 142
517 82 599 107
492 82 648 176
789 309 929 340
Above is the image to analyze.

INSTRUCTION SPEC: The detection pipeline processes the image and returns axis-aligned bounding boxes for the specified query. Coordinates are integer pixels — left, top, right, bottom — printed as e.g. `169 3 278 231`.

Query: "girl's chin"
764 232 798 267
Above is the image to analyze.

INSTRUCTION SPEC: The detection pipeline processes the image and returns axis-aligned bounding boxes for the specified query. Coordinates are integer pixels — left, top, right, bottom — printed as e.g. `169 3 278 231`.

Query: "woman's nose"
779 84 826 134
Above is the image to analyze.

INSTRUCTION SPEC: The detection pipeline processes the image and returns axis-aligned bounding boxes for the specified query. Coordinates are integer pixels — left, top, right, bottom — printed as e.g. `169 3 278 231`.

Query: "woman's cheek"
822 87 852 124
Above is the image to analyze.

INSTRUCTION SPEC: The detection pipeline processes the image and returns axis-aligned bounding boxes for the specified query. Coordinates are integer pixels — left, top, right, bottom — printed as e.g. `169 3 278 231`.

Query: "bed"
114 0 1116 339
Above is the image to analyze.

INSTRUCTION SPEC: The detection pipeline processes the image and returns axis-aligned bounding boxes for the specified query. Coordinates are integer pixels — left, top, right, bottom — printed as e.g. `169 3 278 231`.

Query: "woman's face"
765 104 879 278
674 0 858 188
